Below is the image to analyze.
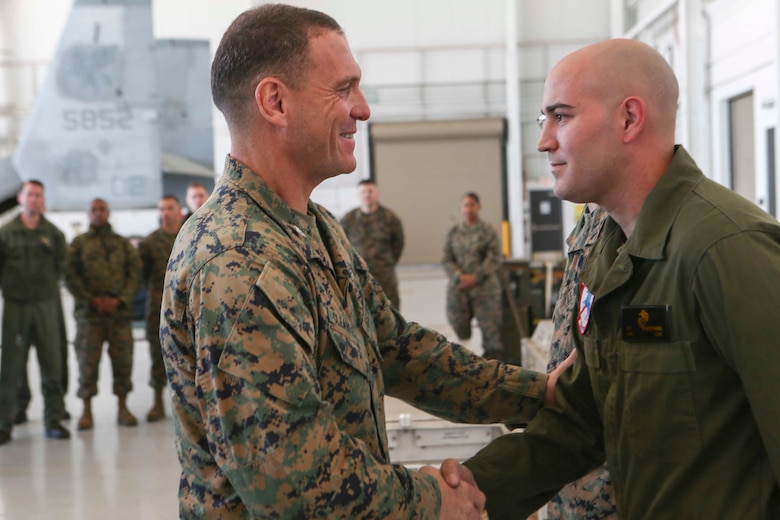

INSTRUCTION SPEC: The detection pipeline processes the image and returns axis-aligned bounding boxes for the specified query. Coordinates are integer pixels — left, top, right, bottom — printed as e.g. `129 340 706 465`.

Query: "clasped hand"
420 458 484 519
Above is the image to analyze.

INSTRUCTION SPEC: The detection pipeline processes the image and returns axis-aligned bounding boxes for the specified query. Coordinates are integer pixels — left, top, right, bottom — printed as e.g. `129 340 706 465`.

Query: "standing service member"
161 5 572 518
341 179 405 309
0 180 70 445
67 198 141 431
139 195 182 422
441 38 780 520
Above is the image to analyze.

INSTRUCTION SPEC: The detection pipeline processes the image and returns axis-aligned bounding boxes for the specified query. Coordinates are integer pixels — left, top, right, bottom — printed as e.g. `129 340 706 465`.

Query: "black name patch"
621 305 670 341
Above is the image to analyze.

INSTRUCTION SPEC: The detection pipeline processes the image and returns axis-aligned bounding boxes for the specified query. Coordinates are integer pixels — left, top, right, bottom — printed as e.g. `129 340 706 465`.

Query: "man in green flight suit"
441 38 780 519
0 180 70 445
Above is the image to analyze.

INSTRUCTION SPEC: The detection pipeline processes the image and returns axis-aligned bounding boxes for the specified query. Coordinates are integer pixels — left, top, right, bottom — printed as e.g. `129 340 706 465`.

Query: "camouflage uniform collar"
457 218 484 231
222 155 330 267
566 207 608 254
88 223 114 236
357 204 381 216
6 213 52 231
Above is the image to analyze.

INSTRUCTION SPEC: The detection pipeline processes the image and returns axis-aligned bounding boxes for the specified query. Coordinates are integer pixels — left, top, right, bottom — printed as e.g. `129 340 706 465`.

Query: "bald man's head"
551 39 679 133
537 39 680 212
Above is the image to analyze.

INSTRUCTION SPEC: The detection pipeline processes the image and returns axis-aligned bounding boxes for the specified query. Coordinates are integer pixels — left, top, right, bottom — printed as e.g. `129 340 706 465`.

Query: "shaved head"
537 39 680 233
551 39 679 134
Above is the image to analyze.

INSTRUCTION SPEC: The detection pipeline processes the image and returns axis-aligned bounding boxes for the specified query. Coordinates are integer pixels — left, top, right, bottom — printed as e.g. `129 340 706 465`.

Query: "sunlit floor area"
0 265 500 520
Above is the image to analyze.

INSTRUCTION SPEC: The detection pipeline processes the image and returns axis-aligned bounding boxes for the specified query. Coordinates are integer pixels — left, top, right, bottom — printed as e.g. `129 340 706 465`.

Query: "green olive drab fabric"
162 156 548 519
0 215 68 430
466 146 780 519
546 206 616 519
0 216 66 302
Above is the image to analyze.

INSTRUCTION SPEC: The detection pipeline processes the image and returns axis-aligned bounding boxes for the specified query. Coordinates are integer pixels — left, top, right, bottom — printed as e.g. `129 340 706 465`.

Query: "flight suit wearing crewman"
66 198 141 430
0 180 70 444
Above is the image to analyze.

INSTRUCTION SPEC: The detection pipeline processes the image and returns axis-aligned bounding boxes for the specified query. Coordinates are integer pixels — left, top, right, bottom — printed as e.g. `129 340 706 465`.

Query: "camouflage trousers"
445 279 504 355
146 313 167 389
0 299 66 430
74 316 134 399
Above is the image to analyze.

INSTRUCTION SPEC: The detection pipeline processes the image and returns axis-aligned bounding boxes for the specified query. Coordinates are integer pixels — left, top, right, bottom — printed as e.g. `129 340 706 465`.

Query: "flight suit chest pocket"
619 340 701 463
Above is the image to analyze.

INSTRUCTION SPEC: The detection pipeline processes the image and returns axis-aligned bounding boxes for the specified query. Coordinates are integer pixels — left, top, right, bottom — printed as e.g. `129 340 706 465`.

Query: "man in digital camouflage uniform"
0 180 70 445
66 198 141 430
442 192 504 359
545 204 616 519
161 5 572 518
139 195 182 422
341 179 404 309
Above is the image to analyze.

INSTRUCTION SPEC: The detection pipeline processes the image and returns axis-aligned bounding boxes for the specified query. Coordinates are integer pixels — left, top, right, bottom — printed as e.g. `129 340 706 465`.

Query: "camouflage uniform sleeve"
65 237 92 301
340 211 353 235
118 237 142 311
138 236 152 286
441 227 461 282
191 249 441 518
363 265 546 425
388 210 404 264
472 223 501 283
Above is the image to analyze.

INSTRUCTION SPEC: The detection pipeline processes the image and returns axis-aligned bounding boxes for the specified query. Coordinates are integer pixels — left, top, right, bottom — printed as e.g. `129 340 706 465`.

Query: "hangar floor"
0 265 543 520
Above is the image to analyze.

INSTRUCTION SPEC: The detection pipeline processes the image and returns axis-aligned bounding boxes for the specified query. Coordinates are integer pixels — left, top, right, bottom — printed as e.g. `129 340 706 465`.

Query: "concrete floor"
0 265 517 520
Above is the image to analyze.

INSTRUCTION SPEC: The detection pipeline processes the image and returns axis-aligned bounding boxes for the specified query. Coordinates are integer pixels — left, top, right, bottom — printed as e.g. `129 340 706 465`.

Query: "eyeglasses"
536 114 547 129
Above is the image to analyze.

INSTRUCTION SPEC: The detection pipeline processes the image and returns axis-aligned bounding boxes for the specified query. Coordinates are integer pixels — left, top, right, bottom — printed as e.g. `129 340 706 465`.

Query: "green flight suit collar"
582 145 703 297
7 214 54 232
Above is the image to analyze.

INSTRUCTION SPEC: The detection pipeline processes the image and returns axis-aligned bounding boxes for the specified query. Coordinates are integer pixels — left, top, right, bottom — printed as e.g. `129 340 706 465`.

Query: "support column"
504 0 525 258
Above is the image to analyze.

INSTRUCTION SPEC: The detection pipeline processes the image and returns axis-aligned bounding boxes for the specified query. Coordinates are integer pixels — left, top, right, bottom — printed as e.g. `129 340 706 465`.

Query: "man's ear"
255 77 289 126
621 96 647 143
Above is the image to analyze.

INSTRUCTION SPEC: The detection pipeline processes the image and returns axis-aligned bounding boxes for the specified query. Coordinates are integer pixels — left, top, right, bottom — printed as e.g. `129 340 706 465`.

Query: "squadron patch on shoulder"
577 282 594 335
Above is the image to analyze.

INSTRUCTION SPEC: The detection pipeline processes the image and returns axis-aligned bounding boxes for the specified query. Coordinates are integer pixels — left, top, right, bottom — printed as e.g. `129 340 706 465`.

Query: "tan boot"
77 398 93 431
117 395 138 427
146 387 165 422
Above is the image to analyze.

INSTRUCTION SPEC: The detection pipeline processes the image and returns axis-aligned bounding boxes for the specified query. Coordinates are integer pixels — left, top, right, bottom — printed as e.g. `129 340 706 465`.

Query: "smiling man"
161 4 568 519
447 38 780 519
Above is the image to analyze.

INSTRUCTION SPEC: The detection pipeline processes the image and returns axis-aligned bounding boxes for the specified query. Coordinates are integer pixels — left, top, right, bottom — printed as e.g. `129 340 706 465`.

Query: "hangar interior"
0 0 777 518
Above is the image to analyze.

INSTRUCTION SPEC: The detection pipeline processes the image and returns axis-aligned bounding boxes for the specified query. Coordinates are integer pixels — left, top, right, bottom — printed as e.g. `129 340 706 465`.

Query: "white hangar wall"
1 0 778 254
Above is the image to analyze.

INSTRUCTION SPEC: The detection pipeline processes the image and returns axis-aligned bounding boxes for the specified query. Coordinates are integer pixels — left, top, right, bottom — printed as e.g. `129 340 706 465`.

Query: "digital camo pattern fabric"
66 224 141 399
340 205 404 309
442 219 504 355
546 206 617 520
66 224 141 321
139 228 178 389
162 156 548 519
